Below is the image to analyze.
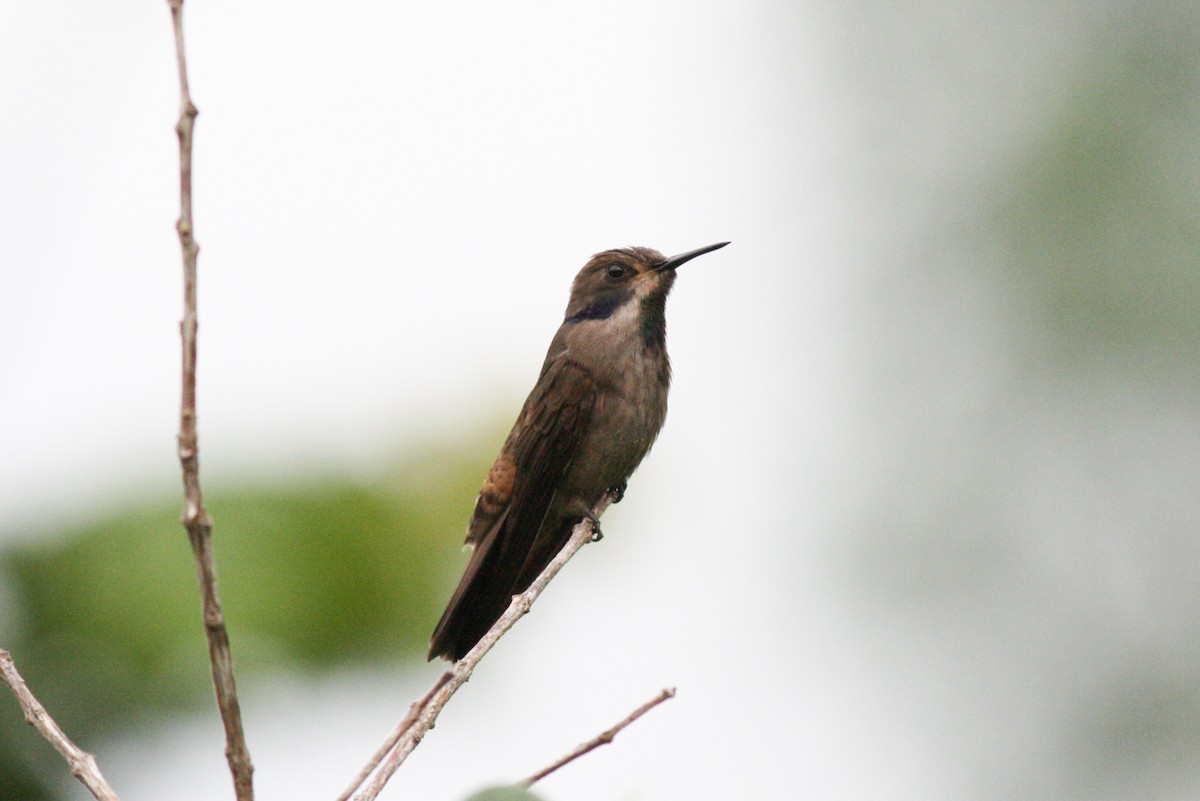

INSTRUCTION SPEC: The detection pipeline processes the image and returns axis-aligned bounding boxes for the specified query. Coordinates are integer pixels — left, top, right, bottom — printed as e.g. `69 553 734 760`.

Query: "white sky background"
4 2 1196 801
0 0 852 531
0 3 861 798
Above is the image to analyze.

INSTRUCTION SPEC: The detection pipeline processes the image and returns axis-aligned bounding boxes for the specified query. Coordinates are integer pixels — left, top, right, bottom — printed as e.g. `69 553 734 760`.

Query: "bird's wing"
428 352 595 661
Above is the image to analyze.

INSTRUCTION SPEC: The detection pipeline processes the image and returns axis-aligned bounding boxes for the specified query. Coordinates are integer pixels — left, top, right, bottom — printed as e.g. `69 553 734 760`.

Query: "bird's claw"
608 480 627 504
583 509 604 542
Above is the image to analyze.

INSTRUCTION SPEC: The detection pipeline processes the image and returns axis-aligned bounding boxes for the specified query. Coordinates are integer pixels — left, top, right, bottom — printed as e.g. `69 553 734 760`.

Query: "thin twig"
519 687 677 787
344 493 616 801
167 3 255 800
0 650 122 801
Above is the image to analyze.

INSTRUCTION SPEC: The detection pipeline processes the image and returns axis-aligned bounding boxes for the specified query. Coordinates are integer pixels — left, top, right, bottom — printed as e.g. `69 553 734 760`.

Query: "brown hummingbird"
428 241 729 661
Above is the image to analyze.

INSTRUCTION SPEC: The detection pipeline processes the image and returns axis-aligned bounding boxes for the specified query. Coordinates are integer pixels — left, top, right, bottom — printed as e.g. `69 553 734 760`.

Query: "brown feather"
428 354 596 661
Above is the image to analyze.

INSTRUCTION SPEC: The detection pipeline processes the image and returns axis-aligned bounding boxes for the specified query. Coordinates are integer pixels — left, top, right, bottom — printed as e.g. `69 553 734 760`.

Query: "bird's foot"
583 508 604 542
608 480 627 504
567 498 606 541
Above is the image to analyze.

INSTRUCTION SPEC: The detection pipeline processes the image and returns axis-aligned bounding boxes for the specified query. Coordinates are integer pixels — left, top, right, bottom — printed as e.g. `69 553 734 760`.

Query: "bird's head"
563 242 729 325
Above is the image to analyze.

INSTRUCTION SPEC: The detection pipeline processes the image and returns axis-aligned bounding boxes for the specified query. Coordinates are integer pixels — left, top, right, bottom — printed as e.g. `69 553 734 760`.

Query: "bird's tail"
427 514 576 662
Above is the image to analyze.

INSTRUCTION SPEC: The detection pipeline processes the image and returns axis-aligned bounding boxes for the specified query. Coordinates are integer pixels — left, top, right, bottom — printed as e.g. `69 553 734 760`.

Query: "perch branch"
167 2 255 800
343 493 616 801
0 650 122 801
520 686 676 787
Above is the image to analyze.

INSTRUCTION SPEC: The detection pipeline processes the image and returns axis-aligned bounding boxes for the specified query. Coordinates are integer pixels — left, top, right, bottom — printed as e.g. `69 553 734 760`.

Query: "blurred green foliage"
1000 19 1200 372
0 441 490 800
845 6 1200 800
464 787 544 801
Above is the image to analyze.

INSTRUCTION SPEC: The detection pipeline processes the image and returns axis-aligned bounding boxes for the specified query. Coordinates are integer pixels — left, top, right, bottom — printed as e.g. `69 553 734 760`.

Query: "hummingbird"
428 241 729 662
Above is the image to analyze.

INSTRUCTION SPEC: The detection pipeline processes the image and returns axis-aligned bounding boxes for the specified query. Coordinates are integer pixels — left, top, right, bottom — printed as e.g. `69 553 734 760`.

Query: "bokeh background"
2 1 1199 799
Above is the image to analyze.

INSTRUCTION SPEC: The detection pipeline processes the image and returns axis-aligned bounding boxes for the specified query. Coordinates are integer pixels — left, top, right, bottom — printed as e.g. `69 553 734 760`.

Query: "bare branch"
343 493 616 801
167 2 255 800
0 650 122 801
519 687 677 787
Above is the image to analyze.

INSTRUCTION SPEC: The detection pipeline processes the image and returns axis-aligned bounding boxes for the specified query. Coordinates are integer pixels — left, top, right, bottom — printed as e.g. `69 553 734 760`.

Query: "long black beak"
655 241 730 271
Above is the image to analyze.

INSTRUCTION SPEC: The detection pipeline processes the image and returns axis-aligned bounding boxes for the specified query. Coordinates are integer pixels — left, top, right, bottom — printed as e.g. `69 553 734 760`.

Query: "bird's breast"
561 330 671 502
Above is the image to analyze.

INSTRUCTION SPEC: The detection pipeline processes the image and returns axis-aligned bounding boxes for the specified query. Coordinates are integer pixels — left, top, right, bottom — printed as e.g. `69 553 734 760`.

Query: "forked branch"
340 493 618 801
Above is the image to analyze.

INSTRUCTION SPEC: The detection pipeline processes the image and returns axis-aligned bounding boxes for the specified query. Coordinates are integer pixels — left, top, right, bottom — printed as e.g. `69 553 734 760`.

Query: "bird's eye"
606 264 627 280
